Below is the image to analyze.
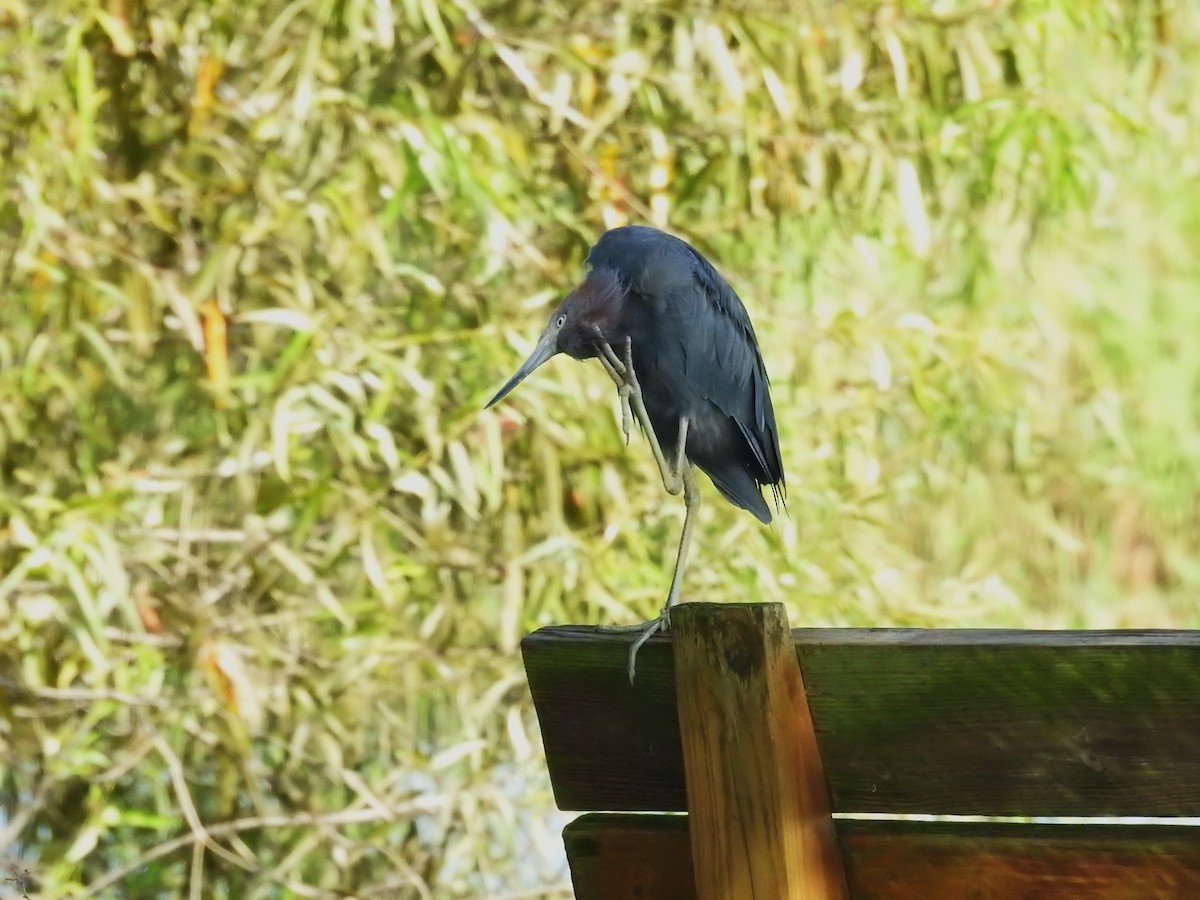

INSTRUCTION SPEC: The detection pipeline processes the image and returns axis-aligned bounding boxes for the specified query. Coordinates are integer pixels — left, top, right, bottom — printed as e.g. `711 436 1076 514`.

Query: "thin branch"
153 736 254 876
561 139 657 224
451 0 591 128
149 528 249 544
0 778 51 852
0 677 166 709
78 796 451 898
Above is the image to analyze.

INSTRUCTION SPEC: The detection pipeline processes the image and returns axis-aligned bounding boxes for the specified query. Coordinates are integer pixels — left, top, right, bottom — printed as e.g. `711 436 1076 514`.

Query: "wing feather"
678 243 786 497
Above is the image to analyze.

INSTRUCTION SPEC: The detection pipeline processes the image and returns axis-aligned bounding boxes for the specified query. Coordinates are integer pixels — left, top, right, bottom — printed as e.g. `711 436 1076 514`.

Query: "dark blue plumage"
582 226 785 522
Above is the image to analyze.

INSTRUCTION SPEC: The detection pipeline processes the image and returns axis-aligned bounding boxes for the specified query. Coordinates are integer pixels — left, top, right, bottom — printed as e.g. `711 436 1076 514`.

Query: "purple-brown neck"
556 267 627 359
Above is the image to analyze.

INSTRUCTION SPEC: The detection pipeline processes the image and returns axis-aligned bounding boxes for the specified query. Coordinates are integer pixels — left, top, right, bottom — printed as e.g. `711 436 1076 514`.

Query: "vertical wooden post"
673 602 848 900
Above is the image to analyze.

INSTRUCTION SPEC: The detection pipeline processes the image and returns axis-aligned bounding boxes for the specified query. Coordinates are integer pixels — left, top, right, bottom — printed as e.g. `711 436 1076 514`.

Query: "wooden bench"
521 603 1200 899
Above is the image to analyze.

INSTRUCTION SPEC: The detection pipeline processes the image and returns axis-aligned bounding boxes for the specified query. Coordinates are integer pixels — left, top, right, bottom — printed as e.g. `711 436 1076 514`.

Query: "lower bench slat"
565 814 1200 900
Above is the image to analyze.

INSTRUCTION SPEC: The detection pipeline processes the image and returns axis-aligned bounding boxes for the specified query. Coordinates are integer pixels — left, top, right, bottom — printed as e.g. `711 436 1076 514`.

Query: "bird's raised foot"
619 336 640 393
618 382 633 445
597 606 671 684
594 332 628 379
594 337 635 445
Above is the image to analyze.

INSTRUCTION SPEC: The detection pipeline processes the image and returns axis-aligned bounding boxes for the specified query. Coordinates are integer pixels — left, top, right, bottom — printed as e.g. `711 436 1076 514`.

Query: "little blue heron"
487 225 785 680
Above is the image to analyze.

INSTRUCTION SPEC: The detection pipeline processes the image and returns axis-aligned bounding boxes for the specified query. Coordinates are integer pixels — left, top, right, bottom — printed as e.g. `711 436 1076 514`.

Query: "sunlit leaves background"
1 0 1198 896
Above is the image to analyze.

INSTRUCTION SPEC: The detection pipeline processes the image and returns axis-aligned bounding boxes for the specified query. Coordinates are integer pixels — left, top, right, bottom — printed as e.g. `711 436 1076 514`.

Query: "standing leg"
664 464 700 611
594 337 698 682
622 464 700 682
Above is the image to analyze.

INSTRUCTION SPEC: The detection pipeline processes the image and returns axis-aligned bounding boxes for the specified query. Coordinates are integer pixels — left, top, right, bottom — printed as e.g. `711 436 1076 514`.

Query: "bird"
487 225 785 681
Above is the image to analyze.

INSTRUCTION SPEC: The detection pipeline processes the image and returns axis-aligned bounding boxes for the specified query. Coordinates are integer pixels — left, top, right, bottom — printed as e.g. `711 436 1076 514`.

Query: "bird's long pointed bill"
485 328 557 408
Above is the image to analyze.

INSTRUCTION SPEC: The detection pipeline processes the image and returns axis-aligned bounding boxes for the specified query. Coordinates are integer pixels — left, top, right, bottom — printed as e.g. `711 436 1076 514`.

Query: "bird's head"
486 267 625 408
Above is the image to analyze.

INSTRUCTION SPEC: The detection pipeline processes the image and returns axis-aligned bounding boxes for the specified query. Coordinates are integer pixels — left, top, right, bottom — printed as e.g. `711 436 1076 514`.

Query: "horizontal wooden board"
521 625 1200 815
565 814 694 900
565 814 1200 900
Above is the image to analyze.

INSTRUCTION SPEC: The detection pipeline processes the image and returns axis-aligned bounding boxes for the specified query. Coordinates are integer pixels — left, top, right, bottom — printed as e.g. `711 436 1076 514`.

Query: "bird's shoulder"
588 227 754 332
677 243 758 344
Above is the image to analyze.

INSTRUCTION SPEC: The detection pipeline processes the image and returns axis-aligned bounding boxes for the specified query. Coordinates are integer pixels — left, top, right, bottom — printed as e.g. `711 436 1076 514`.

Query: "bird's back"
587 227 786 522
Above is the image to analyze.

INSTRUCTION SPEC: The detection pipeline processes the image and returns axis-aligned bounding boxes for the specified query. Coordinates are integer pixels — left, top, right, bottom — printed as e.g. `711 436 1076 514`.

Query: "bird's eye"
556 314 566 328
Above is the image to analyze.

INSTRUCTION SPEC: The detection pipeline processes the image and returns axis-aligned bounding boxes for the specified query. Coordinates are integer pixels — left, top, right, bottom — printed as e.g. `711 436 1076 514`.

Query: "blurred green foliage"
1 0 1198 895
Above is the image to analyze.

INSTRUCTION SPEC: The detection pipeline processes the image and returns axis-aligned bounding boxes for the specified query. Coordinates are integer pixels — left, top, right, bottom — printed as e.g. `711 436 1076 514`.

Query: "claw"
594 337 636 444
626 607 670 684
597 607 671 684
622 336 638 390
619 383 633 444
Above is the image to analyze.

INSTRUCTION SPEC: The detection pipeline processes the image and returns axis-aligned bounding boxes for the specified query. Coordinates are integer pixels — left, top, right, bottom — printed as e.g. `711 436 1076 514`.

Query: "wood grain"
521 625 1200 815
672 603 847 900
564 814 695 900
565 815 1200 899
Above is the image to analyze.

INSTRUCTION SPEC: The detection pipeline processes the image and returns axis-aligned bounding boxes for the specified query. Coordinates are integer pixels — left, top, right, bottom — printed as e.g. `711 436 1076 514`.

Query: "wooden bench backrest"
522 617 1200 898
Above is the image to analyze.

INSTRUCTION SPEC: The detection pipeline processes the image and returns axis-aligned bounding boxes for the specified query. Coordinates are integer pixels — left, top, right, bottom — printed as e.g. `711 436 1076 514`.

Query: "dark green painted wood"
521 623 1200 815
564 814 1200 899
521 626 683 812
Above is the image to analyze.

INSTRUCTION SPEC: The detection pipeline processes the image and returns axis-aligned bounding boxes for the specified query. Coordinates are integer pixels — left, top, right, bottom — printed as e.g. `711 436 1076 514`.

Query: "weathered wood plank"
565 815 1200 900
564 815 695 900
521 626 1200 815
672 604 847 899
521 626 685 812
839 819 1200 899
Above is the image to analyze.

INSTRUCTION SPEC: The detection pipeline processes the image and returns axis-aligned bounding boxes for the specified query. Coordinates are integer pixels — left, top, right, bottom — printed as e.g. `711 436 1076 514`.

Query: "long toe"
595 608 672 683
626 608 671 684
598 619 661 634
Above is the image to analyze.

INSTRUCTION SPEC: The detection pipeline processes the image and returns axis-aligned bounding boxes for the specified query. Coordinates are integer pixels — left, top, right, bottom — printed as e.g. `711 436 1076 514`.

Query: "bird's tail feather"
697 462 772 524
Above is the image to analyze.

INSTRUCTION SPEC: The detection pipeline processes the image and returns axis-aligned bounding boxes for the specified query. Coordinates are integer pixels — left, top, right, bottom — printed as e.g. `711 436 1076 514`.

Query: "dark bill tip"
485 328 558 409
